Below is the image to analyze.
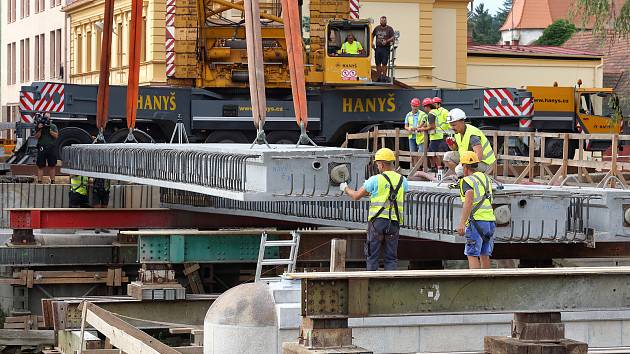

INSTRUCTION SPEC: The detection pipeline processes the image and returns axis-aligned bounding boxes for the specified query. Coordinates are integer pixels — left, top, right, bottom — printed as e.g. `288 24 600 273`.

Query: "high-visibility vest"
405 110 427 144
428 109 444 141
368 171 405 223
339 41 363 54
454 124 496 165
459 171 495 222
437 107 452 135
70 176 89 196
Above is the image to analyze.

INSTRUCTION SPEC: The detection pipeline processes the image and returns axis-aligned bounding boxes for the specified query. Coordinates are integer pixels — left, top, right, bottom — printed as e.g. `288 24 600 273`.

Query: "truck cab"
576 88 622 135
324 20 373 85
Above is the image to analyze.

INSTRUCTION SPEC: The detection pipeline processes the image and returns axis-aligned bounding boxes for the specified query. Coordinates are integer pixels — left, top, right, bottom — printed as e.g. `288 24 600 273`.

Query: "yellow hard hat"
374 148 396 162
460 151 480 165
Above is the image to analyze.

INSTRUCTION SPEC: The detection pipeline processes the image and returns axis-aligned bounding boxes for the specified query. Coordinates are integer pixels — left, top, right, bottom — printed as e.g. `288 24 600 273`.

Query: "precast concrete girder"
61 144 371 201
285 267 630 317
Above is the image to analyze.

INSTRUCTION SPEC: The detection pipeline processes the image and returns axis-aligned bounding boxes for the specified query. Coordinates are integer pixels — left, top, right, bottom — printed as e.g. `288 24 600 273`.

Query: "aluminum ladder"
255 231 300 282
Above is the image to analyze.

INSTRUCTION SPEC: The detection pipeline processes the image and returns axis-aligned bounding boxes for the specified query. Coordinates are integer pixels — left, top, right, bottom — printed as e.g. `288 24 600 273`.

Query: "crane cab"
324 20 373 85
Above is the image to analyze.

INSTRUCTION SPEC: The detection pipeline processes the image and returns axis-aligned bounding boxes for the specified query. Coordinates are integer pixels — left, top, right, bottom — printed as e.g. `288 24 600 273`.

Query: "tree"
572 0 630 35
536 20 577 45
469 3 502 44
495 0 513 28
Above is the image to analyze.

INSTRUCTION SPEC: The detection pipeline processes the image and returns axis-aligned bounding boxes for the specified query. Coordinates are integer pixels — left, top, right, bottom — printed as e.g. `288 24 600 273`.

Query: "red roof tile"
563 31 630 73
468 44 602 58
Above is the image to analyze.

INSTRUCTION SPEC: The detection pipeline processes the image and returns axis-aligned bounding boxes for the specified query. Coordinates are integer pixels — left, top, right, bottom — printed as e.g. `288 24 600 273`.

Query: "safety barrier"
342 128 630 187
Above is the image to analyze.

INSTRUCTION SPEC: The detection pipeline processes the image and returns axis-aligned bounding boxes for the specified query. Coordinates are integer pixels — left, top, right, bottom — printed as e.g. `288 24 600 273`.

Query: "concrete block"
276 303 301 329
418 324 509 353
278 329 299 354
353 326 419 354
272 288 301 304
622 320 630 346
204 323 277 354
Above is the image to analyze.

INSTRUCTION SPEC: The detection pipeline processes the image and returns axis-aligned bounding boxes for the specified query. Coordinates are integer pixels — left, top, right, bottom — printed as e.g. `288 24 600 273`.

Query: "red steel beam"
8 208 303 230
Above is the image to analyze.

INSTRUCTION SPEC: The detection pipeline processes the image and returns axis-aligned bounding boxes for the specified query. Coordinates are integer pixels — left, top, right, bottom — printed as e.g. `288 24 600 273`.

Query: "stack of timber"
0 269 128 288
3 314 45 330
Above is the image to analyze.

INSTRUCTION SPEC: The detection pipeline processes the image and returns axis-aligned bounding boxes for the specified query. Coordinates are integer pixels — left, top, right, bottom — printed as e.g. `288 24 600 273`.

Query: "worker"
340 148 408 271
69 175 90 208
456 151 496 269
404 98 427 165
444 108 496 174
417 98 448 171
34 112 59 184
433 97 452 135
371 16 396 82
338 33 364 55
92 177 111 208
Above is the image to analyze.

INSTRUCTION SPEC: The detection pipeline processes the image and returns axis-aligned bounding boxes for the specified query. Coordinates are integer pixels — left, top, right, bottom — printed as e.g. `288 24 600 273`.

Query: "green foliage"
571 0 630 36
469 3 502 44
495 0 513 27
535 20 577 45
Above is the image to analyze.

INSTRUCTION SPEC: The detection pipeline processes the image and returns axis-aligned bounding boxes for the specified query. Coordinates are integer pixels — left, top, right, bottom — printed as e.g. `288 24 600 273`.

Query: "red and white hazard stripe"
483 89 534 117
33 83 65 113
349 0 360 19
519 118 532 129
165 0 176 77
19 91 35 123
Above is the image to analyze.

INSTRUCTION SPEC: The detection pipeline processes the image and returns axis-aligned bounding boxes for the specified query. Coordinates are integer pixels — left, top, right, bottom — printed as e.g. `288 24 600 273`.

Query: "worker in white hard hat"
457 151 496 269
340 148 408 271
443 108 496 174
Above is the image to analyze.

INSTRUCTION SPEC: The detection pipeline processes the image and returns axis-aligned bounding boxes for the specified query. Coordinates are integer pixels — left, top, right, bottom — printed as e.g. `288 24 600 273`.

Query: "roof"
563 31 630 74
501 0 627 31
468 44 603 59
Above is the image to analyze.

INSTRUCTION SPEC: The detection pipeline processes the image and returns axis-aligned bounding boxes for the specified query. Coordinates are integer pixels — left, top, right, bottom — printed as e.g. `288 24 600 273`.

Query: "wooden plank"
82 350 122 354
329 239 347 272
173 347 203 354
82 302 181 354
0 329 55 346
114 268 123 287
528 132 535 182
26 269 34 288
59 329 101 354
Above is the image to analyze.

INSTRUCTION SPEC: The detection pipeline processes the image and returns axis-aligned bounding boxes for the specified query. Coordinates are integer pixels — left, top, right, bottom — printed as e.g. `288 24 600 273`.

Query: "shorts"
464 220 496 257
69 192 90 208
428 139 449 153
375 46 390 66
444 151 492 173
92 189 110 206
408 139 425 153
36 144 57 168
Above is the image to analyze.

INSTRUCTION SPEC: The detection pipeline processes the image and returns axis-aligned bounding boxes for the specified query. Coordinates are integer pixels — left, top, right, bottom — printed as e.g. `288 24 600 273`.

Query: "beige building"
467 45 603 88
63 0 167 86
360 0 469 88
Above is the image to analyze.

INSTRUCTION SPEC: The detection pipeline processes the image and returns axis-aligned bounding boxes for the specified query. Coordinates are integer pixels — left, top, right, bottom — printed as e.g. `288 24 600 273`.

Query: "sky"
473 0 504 15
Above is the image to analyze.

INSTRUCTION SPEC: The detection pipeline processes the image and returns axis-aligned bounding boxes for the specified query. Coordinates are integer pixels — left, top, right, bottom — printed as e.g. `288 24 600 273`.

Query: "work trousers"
365 218 400 271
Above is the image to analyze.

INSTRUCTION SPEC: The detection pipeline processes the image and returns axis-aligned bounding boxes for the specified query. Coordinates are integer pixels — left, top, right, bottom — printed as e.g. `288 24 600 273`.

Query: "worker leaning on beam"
456 151 496 269
432 97 452 135
340 148 408 271
404 98 427 154
444 108 496 174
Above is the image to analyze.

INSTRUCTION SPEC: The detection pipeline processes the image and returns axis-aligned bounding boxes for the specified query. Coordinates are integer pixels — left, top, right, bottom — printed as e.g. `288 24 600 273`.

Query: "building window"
35 0 44 13
86 30 92 72
20 0 30 19
50 0 60 7
8 0 16 23
141 17 147 62
76 32 82 74
20 38 30 82
56 29 62 78
7 42 17 85
96 29 102 66
34 34 45 80
116 22 123 68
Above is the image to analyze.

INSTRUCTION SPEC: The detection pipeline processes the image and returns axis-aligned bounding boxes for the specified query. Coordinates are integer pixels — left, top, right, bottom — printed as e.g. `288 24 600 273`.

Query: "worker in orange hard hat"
340 148 408 271
417 98 448 172
404 98 428 167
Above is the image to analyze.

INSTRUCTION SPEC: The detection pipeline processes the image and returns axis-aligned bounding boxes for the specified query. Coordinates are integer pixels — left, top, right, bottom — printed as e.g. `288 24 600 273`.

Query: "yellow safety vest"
437 107 452 135
405 110 427 144
70 176 89 196
339 41 363 55
428 109 444 141
454 124 496 165
368 171 405 223
459 171 495 222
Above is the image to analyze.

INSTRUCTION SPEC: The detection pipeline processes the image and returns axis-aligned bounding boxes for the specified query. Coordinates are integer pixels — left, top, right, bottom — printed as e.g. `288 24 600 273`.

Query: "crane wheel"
109 128 154 143
55 127 92 159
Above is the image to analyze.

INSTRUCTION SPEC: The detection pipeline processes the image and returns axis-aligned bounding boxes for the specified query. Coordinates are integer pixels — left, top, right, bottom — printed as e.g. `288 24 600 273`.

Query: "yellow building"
360 0 470 88
63 0 167 86
467 45 603 88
